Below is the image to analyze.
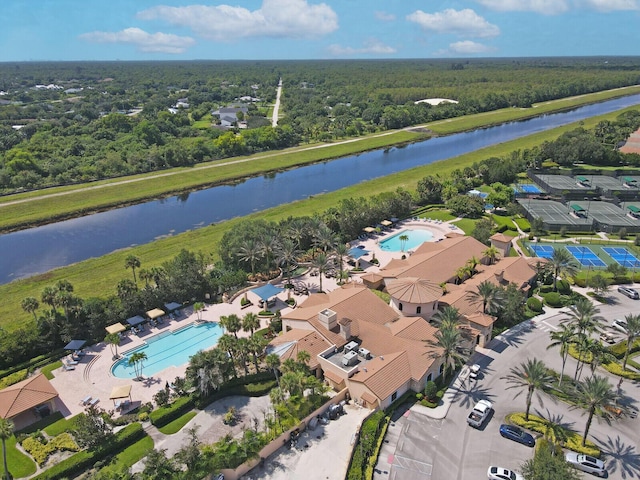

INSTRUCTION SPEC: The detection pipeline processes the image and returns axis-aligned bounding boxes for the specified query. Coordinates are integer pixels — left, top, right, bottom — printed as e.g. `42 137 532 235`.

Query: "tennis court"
566 245 607 267
602 247 640 268
515 184 543 194
518 199 593 230
529 244 555 259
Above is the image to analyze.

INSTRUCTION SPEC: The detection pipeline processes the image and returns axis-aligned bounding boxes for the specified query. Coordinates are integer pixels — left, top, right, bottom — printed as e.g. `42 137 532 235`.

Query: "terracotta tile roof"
386 277 443 303
620 129 640 154
466 312 497 328
361 272 384 283
490 233 513 244
381 236 488 284
0 373 58 419
268 330 331 370
323 369 345 385
349 352 411 400
360 391 378 404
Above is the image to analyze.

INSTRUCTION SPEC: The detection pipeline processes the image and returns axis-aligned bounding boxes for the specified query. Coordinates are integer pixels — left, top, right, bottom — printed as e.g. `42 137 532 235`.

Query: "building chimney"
339 318 352 340
318 309 338 330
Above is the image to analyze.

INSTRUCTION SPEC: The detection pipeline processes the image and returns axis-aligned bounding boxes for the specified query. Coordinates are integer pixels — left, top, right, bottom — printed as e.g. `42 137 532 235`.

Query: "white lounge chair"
114 400 122 410
63 364 75 371
81 395 92 405
89 397 100 406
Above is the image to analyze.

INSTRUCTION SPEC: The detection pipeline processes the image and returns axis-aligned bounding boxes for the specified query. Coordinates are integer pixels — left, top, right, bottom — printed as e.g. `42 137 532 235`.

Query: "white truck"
467 399 493 428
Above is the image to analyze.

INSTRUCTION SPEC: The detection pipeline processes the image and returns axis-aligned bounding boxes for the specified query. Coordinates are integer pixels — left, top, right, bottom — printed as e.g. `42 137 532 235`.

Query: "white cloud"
474 0 569 15
374 11 396 21
407 9 500 38
79 28 195 53
327 39 396 56
137 0 338 41
448 40 495 54
581 0 639 11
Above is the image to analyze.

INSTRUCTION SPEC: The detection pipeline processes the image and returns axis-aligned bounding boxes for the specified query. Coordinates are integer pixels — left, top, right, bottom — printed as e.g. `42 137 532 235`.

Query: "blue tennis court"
518 184 542 194
530 244 555 259
566 246 606 267
603 247 640 268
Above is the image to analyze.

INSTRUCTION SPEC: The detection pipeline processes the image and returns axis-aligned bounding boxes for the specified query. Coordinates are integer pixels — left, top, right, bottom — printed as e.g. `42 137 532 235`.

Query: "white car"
565 452 606 477
487 466 524 480
469 364 481 379
612 318 628 334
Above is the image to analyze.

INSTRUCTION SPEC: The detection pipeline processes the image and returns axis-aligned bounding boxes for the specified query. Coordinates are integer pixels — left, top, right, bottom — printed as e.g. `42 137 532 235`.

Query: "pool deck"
48 218 461 419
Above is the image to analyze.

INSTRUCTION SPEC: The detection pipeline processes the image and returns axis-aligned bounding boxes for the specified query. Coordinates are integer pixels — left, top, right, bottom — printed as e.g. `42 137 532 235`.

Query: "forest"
2 57 640 193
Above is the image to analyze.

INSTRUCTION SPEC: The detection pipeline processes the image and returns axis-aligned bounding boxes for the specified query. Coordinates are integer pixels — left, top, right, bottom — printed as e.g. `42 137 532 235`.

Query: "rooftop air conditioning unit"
342 351 358 366
358 348 370 359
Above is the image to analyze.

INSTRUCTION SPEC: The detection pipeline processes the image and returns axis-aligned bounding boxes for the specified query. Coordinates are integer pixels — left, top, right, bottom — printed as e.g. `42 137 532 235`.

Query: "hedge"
543 292 562 308
31 423 145 480
346 411 387 480
193 372 276 409
149 396 195 428
557 279 571 294
602 361 640 380
526 297 543 313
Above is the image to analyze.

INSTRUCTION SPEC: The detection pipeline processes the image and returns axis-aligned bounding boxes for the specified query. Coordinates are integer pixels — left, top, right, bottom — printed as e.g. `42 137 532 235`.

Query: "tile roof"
0 374 58 419
490 233 513 243
349 352 411 400
269 330 331 370
386 277 443 303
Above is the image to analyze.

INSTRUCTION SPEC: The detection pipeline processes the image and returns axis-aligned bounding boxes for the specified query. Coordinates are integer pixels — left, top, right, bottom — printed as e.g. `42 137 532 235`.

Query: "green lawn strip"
97 434 154 475
451 218 479 235
0 104 638 330
40 361 62 380
426 86 640 135
1 435 37 479
157 411 197 435
43 414 81 437
505 413 600 457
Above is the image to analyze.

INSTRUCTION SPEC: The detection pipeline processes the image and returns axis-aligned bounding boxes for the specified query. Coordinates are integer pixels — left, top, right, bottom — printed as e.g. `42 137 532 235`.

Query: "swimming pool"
111 322 224 379
379 229 435 252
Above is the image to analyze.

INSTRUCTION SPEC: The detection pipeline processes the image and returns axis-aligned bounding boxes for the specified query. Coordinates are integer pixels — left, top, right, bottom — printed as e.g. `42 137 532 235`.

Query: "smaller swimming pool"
379 229 435 252
111 322 224 379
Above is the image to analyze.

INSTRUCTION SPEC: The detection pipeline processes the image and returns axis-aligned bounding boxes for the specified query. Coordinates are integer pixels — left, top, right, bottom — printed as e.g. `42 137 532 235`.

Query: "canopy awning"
126 315 146 326
146 308 165 319
628 205 640 213
251 283 284 301
576 176 589 183
109 385 132 400
64 340 86 351
570 204 585 212
363 226 376 233
380 220 393 226
105 323 126 335
390 217 399 222
348 247 370 259
623 176 637 183
164 302 181 311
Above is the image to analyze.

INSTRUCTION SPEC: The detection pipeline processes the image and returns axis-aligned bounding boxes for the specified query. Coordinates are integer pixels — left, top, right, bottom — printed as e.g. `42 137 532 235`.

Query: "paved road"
376 288 640 480
272 78 282 127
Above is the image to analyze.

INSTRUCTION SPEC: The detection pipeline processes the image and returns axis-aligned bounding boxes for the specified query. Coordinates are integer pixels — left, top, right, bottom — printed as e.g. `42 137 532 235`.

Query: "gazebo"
105 322 126 335
126 315 146 327
64 339 86 351
164 302 181 312
109 385 132 409
146 308 165 320
251 283 284 302
0 374 59 430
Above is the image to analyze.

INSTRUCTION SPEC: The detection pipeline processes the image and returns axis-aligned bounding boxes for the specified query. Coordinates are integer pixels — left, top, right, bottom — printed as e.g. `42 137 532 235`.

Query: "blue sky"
2 0 639 61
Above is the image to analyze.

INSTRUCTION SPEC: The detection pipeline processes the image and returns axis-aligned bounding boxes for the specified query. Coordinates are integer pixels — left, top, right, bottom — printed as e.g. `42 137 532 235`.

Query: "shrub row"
148 395 195 428
0 350 65 382
346 411 387 480
526 297 543 313
31 423 145 480
193 372 276 409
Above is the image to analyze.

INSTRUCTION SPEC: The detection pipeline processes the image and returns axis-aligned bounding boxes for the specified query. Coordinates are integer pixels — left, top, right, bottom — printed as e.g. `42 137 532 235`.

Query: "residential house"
211 106 249 128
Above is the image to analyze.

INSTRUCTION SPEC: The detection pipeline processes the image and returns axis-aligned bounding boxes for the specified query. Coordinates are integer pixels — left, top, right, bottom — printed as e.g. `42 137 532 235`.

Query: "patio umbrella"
64 339 86 351
251 283 284 301
348 247 370 260
146 308 165 320
164 302 181 311
105 323 126 335
126 315 146 327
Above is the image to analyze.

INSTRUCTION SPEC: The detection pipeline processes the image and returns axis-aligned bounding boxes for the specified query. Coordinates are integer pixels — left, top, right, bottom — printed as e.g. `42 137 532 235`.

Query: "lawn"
97 435 154 475
1 436 37 479
157 411 197 435
451 217 479 235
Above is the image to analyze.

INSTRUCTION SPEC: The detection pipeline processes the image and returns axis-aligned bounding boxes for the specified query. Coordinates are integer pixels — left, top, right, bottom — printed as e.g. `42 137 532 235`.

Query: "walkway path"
271 78 282 128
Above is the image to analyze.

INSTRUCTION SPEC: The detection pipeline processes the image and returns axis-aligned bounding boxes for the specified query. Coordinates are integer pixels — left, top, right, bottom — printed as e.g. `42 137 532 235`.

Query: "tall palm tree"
124 255 141 284
128 352 147 380
482 245 500 265
217 334 238 378
237 240 262 274
547 323 575 386
332 243 349 283
138 268 152 288
41 285 58 314
248 335 266 373
0 418 14 480
242 312 260 336
622 313 640 371
266 353 281 389
311 253 331 292
427 325 467 380
549 248 579 292
275 238 300 286
468 281 504 315
585 339 616 375
455 267 467 285
236 338 250 376
432 306 460 329
219 314 242 338
259 236 279 272
21 296 39 321
502 358 553 421
105 332 121 359
575 375 618 446
313 225 337 254
564 298 604 337
399 234 409 252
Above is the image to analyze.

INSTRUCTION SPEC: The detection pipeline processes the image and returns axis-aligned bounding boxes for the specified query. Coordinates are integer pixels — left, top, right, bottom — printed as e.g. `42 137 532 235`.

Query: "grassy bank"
2 86 639 234
1 98 640 331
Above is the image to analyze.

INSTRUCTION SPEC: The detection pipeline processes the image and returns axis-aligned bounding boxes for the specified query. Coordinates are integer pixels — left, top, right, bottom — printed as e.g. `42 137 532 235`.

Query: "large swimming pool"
111 322 224 379
379 229 435 252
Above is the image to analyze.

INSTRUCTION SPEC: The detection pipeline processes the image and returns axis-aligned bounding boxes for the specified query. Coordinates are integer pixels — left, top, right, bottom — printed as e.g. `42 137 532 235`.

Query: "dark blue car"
499 424 535 447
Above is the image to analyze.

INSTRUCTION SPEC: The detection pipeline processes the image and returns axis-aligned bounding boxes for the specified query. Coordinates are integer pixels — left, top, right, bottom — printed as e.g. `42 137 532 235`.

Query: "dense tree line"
2 58 640 193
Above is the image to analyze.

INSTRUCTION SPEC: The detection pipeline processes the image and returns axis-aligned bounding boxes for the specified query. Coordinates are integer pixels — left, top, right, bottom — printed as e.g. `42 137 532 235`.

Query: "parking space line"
393 455 433 475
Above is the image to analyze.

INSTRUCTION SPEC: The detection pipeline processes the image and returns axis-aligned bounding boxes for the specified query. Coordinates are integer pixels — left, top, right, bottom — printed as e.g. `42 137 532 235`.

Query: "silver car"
565 452 606 477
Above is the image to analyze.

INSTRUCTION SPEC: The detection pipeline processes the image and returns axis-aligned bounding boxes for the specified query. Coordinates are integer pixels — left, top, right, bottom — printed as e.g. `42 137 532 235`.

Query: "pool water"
111 322 224 379
379 229 435 252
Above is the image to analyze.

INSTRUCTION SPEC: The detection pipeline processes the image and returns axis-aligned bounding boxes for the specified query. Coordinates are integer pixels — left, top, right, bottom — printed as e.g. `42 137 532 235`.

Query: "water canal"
3 94 640 284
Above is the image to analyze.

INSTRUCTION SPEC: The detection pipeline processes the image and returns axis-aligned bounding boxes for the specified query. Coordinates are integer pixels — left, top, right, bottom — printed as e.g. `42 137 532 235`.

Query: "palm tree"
432 306 460 329
466 256 480 276
21 296 39 321
575 375 618 446
564 298 604 337
455 267 467 285
242 312 260 336
311 253 331 292
41 286 58 314
584 339 616 375
482 245 500 265
313 225 337 254
468 281 504 315
248 335 266 373
219 314 242 338
193 302 204 320
502 358 553 421
237 240 262 274
266 353 281 389
138 268 152 287
259 236 279 272
622 313 640 371
105 332 121 359
124 254 141 284
217 334 238 378
549 248 579 292
0 418 14 480
428 325 467 380
150 266 167 288
275 238 300 286
332 243 349 283
399 234 409 252
547 323 575 386
129 352 147 380
236 338 250 376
